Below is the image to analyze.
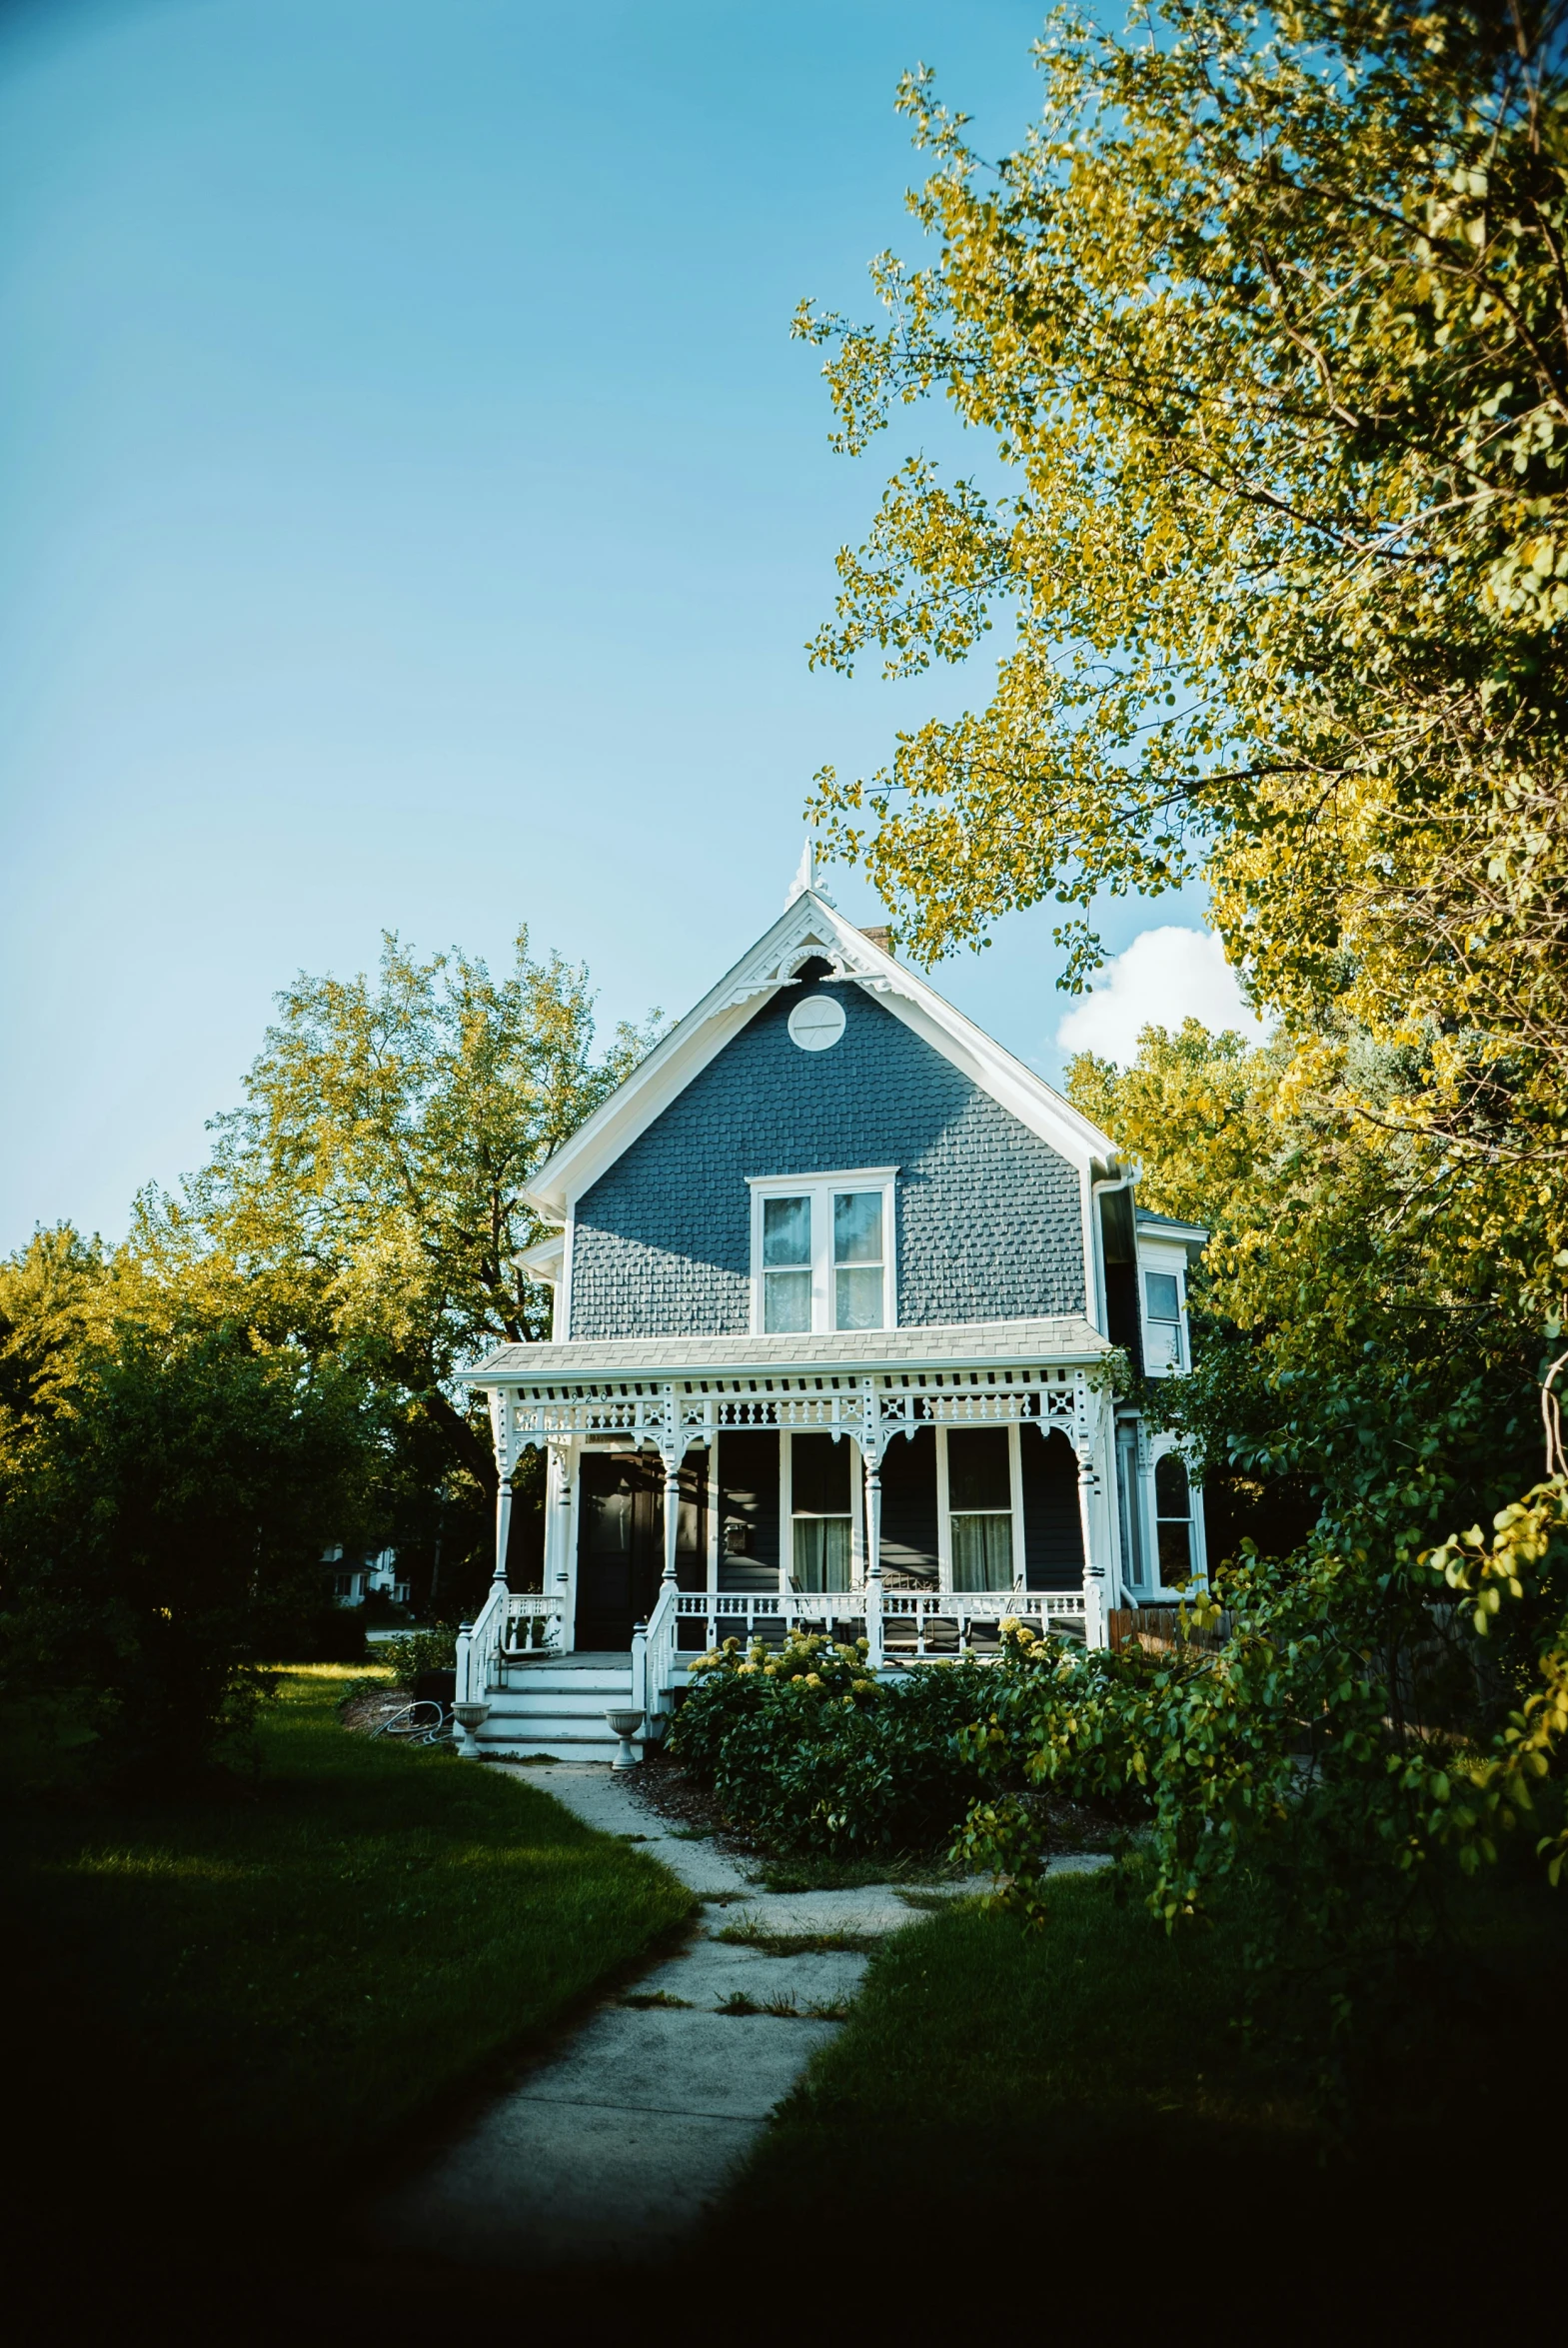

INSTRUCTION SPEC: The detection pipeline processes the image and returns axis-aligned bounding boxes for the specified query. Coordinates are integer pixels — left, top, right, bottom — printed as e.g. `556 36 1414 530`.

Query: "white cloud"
1054 927 1269 1066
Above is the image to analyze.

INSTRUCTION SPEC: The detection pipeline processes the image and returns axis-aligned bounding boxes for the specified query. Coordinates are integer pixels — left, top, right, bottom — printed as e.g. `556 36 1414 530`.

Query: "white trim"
1136 1235 1191 1378
1008 1420 1026 1588
934 1419 1022 1595
516 1231 566 1284
519 891 1119 1219
781 1426 857 1594
745 1166 898 1187
1146 1435 1203 1595
560 1207 576 1343
934 1422 952 1586
851 1438 865 1583
749 1170 899 1336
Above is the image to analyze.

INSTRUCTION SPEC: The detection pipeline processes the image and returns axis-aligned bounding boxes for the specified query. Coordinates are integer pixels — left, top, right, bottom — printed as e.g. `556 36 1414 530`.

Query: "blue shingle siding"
569 978 1084 1338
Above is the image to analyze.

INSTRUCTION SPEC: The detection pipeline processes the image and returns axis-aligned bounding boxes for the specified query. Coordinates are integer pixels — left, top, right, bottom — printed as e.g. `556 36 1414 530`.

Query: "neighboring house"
455 872 1205 1759
324 1545 411 1609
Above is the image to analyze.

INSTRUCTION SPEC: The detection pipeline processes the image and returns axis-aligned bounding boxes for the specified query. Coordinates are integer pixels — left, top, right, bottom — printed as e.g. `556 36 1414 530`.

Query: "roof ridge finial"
784 835 814 908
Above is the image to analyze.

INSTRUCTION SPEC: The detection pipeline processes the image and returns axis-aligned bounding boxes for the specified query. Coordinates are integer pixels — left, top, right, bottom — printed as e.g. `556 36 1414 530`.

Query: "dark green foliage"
718 1859 1568 2317
0 1323 379 1786
667 1631 990 1854
379 1622 459 1688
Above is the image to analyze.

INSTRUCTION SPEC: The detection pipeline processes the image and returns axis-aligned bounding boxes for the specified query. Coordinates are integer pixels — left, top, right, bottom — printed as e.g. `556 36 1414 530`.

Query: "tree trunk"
421 1387 498 1497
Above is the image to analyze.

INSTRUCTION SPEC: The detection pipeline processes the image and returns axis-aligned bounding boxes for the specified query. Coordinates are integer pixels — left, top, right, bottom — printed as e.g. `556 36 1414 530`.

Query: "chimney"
859 926 893 953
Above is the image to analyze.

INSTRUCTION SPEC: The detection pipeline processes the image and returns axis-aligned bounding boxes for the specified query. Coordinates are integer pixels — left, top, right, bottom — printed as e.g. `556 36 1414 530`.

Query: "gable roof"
523 889 1120 1220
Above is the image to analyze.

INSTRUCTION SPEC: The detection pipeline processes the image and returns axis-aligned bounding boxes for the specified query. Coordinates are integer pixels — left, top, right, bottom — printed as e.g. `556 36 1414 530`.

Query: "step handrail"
634 1579 680 1726
457 1579 509 1706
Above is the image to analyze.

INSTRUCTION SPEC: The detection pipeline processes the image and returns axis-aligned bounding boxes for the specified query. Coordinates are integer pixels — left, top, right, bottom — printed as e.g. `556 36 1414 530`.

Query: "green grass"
2 1666 691 2266
716 1858 1568 2296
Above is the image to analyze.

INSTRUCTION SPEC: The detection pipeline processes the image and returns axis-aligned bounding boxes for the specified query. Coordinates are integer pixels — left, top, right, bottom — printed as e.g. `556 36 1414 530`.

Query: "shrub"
666 1630 992 1854
0 1321 377 1788
380 1624 459 1689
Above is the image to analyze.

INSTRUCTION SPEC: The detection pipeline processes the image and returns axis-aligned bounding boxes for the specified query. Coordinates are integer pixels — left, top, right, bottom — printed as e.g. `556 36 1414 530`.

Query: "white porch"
455 1318 1121 1758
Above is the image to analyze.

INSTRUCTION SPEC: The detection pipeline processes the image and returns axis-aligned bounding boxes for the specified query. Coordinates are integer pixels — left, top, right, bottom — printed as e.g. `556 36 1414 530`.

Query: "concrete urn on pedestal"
452 1699 491 1757
605 1708 645 1769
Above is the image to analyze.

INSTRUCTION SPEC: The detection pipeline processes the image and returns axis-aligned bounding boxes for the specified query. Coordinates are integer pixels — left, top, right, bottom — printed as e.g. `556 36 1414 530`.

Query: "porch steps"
476 1660 638 1764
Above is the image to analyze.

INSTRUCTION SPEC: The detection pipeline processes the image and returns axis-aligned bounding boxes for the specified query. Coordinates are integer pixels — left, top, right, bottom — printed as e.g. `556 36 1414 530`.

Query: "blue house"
454 875 1204 1759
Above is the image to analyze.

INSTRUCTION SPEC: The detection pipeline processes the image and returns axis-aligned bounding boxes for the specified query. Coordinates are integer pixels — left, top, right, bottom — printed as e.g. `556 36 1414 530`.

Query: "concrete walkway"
367 1762 1105 2271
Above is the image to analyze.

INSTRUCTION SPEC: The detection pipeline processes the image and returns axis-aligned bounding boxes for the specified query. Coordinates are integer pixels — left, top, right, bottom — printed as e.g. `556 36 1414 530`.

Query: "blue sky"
0 0 1237 1254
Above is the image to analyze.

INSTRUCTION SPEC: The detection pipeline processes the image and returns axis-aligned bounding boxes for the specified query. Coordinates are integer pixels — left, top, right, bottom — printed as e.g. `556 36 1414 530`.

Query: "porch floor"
504 1648 631 1667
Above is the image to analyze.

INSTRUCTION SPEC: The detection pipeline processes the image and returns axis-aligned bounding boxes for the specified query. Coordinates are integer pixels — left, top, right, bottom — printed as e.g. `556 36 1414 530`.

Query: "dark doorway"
575 1449 708 1650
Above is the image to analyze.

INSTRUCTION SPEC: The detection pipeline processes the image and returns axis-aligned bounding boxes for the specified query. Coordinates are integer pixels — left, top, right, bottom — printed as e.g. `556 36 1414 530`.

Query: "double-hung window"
750 1171 897 1335
944 1427 1015 1591
1143 1268 1185 1372
788 1432 853 1592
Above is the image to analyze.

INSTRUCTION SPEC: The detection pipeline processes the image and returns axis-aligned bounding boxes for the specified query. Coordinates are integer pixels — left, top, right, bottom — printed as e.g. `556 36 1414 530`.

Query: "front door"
575 1450 708 1650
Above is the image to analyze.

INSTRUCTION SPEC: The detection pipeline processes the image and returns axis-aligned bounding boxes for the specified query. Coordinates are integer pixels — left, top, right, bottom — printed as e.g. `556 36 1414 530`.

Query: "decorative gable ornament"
519 885 1120 1223
723 899 895 1008
786 994 846 1052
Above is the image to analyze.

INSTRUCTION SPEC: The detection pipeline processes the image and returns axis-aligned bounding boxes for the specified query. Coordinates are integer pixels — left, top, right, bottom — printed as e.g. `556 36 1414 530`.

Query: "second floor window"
751 1171 896 1334
1143 1267 1184 1372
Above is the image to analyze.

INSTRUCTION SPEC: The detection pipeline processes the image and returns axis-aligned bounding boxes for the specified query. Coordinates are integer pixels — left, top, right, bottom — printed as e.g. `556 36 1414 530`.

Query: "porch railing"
466 1577 1097 1711
455 1579 506 1707
642 1583 1091 1705
500 1590 569 1662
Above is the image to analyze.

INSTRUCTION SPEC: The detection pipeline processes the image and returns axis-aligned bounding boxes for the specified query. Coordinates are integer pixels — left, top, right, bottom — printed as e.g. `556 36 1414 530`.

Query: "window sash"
793 1515 852 1592
752 1176 894 1333
950 1511 1013 1593
764 1267 812 1333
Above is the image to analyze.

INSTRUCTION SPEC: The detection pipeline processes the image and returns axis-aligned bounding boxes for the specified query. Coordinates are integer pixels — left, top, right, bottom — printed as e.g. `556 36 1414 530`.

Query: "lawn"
2 1666 691 2300
717 1856 1568 2308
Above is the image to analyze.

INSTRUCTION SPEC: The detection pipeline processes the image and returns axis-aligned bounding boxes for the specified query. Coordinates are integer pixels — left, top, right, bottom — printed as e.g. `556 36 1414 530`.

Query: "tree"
1068 1020 1546 1578
137 931 660 1504
0 1310 380 1785
798 0 1568 1246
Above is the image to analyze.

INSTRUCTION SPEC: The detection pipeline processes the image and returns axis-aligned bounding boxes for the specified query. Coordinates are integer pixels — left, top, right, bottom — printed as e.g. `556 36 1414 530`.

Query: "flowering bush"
379 1625 458 1689
666 1631 992 1853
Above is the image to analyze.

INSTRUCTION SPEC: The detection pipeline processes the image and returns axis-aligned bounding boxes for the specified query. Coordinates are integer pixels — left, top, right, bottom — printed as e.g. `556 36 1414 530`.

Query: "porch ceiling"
462 1313 1108 1387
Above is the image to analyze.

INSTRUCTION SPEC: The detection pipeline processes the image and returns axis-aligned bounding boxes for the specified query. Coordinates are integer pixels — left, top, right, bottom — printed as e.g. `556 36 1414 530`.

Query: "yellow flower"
804 1671 821 1686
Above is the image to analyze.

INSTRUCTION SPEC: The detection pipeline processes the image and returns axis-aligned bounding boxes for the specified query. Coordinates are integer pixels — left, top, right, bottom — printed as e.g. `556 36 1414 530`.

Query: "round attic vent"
786 993 846 1053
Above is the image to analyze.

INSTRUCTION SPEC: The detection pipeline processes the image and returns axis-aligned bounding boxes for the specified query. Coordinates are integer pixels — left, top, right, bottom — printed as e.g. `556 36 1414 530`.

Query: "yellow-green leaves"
800 1 1568 1219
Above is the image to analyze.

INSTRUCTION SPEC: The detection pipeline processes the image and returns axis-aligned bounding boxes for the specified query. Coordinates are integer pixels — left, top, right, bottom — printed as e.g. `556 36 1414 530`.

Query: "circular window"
786 993 846 1053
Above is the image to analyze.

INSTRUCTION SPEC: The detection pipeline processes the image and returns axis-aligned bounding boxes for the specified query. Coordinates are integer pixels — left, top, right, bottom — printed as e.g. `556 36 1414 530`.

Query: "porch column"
659 1384 684 1590
489 1391 513 1589
547 1437 575 1587
1072 1373 1108 1646
662 1457 682 1587
859 1380 884 1667
863 1455 884 1666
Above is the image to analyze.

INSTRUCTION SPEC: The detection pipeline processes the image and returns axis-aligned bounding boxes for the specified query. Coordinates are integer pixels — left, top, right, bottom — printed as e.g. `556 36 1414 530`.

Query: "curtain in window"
792 1516 852 1592
950 1512 1013 1592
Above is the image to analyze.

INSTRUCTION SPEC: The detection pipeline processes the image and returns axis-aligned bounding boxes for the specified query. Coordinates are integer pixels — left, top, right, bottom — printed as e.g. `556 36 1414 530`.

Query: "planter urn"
605 1707 646 1770
452 1699 491 1756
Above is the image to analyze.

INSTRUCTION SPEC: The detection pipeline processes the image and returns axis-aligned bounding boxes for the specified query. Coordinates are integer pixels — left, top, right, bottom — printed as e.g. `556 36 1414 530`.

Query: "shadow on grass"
2 1665 691 2323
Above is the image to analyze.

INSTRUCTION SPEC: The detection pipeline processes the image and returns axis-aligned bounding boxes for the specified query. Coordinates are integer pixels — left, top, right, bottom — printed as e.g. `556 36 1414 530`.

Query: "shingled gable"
521 887 1120 1225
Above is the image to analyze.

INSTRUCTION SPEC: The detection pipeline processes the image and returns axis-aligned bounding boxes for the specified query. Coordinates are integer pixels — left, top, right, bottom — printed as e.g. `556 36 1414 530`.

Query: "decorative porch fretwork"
487 1364 1091 1468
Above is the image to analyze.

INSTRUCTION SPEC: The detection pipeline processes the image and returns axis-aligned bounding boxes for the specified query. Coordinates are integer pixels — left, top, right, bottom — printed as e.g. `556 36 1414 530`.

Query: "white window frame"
1146 1437 1206 1596
1137 1241 1190 1375
747 1169 898 1336
934 1421 1025 1595
781 1428 863 1590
